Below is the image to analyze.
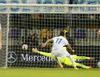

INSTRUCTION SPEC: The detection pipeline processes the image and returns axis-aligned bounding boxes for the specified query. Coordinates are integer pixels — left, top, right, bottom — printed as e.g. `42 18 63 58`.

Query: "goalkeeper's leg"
77 56 95 61
72 55 95 61
75 63 91 69
63 59 92 69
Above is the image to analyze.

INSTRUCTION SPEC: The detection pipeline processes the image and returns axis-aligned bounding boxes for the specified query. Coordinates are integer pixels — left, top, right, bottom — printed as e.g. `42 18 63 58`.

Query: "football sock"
69 55 76 67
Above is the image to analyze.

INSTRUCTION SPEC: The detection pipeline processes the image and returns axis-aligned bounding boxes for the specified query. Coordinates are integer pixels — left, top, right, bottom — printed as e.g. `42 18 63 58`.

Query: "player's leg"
77 56 95 61
72 55 95 61
75 63 93 69
65 51 78 69
63 47 78 69
63 47 77 69
55 57 63 68
68 55 78 69
59 50 78 69
51 50 64 68
63 58 92 69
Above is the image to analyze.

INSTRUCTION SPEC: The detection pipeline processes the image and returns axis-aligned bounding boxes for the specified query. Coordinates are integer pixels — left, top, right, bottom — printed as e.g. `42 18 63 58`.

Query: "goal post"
0 4 100 68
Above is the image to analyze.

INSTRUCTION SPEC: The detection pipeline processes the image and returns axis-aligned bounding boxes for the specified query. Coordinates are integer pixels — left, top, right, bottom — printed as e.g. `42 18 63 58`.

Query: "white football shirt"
52 36 69 51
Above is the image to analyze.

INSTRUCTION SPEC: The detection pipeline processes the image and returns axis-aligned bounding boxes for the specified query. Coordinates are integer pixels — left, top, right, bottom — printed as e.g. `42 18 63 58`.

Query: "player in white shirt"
0 23 2 50
42 31 78 69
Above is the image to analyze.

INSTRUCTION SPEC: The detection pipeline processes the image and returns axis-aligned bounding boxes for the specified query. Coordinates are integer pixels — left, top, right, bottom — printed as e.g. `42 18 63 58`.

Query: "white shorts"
51 49 70 58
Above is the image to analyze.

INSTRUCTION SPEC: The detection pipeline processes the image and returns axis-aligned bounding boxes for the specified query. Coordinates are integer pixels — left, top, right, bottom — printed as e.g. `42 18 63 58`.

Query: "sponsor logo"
8 51 17 63
21 54 54 62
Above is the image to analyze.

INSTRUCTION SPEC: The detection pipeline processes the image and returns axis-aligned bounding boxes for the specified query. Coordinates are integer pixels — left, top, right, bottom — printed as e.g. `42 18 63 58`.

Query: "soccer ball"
22 44 28 50
97 62 100 68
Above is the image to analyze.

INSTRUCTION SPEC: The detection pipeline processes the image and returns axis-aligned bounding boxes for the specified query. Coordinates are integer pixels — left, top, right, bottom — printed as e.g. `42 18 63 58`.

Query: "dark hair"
60 31 64 36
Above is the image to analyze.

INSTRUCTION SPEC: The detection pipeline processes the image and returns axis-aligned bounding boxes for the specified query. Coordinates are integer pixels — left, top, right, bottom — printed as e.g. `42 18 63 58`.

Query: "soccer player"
63 25 75 47
41 31 78 69
32 48 94 69
0 23 2 50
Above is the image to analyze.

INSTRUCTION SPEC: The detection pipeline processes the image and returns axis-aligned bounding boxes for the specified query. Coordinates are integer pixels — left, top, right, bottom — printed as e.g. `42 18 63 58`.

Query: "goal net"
0 4 100 68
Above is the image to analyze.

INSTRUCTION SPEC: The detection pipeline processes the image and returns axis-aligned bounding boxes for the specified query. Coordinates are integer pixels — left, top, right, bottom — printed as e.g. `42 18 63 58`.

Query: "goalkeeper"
32 48 94 69
63 25 75 47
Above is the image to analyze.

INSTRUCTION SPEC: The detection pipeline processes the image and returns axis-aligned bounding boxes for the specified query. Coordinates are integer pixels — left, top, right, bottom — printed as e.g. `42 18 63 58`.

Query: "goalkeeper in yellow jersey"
32 48 94 69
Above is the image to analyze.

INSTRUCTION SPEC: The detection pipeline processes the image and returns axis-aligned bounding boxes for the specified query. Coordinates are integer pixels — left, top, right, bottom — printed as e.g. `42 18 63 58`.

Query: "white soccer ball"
22 44 28 50
97 62 100 68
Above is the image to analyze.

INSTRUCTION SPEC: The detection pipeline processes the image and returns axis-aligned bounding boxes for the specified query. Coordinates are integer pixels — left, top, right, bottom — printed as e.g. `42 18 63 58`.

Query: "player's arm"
67 44 74 52
42 39 53 48
65 38 74 52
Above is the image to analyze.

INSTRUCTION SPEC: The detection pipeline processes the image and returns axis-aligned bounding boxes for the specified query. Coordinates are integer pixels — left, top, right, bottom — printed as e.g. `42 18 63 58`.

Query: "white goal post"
0 4 100 68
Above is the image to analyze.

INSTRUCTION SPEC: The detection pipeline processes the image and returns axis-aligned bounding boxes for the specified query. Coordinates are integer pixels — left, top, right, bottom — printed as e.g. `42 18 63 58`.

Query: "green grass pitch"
0 68 100 77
